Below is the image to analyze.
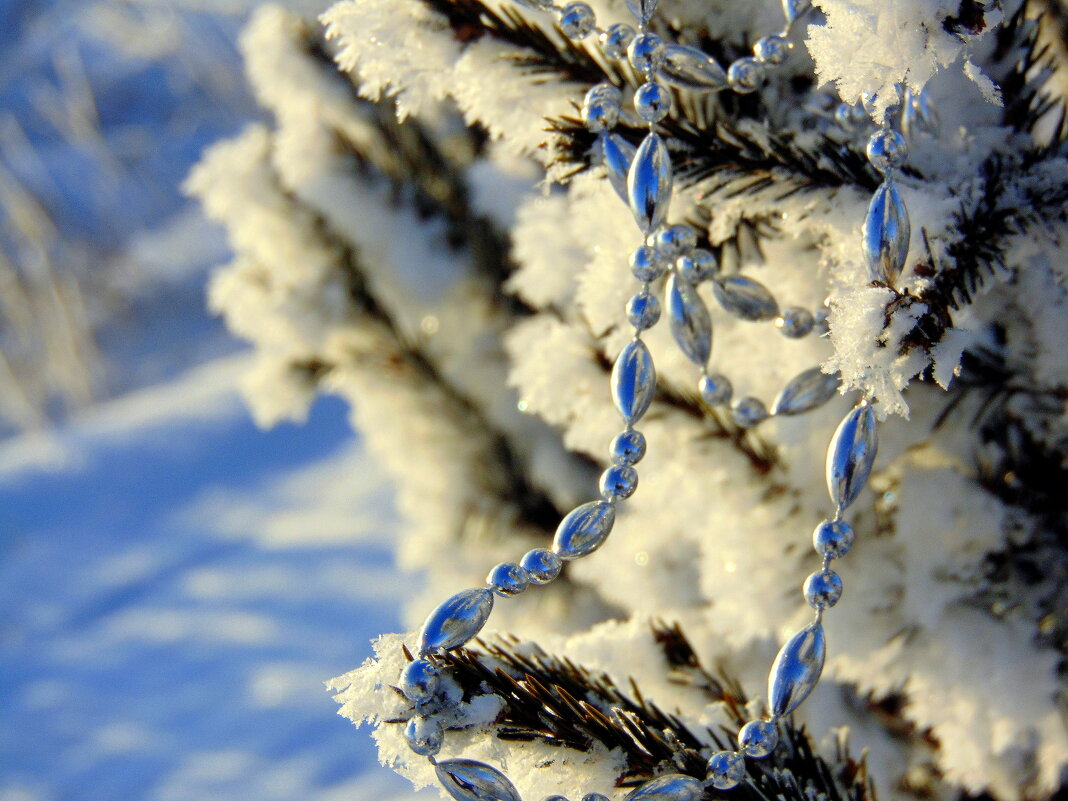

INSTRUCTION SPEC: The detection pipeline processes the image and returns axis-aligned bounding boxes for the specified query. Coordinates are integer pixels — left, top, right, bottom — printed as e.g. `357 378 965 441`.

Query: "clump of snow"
189 2 1068 800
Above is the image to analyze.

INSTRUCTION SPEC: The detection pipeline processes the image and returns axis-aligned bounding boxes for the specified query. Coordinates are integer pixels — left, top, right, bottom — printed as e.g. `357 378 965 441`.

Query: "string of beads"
385 1 928 800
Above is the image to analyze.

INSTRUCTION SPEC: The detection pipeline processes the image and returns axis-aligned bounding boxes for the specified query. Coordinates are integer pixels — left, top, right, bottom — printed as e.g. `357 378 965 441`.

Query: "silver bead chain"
388 1 927 800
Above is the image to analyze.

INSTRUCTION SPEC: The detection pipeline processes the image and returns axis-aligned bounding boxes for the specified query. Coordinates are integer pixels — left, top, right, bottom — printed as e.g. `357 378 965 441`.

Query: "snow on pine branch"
190 2 1068 801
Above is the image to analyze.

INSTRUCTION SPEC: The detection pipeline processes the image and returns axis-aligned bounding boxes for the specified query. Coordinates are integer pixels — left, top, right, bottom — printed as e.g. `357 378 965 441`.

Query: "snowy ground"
0 355 428 801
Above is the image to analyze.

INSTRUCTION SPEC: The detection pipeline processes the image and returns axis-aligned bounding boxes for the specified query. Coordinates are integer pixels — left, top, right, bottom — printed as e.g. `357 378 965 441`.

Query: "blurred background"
0 3 422 799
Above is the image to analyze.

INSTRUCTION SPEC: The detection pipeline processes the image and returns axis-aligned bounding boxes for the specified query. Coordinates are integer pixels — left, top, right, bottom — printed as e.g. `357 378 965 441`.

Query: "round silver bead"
861 90 880 117
727 57 765 94
404 715 444 756
626 290 661 330
753 35 791 65
731 396 768 428
835 100 868 129
581 795 610 801
399 658 440 704
706 750 746 790
676 249 716 284
738 719 778 758
866 128 908 172
775 306 814 338
812 518 855 559
486 561 531 597
610 428 646 464
698 372 732 406
628 32 665 76
599 23 636 60
630 244 667 282
813 305 830 334
804 568 843 609
586 82 622 103
582 84 621 132
600 463 638 501
634 81 670 124
559 2 596 39
651 224 696 259
520 547 563 584
582 100 619 132
834 101 855 127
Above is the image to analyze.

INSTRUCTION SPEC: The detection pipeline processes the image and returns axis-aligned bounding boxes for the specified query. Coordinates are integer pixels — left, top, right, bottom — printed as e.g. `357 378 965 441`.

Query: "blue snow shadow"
0 370 419 801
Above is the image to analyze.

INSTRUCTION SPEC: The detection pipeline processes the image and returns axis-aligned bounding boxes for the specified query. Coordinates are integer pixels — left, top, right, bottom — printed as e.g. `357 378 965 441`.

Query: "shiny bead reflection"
400 658 440 704
630 244 667 282
732 396 768 428
812 518 855 559
753 34 791 65
627 290 661 330
624 774 704 801
559 2 596 39
863 179 910 285
612 338 657 424
661 44 727 91
420 587 495 653
706 750 746 790
651 224 696 259
627 132 673 233
486 562 531 597
635 81 671 124
600 23 636 59
675 249 716 283
768 621 825 717
582 86 621 132
610 428 647 464
698 372 732 406
866 129 908 173
405 715 444 756
628 32 666 76
600 463 638 500
436 760 523 801
775 306 814 338
727 57 765 93
738 719 778 758
712 275 779 321
520 548 563 584
666 272 712 366
826 403 878 511
804 568 843 609
553 500 616 559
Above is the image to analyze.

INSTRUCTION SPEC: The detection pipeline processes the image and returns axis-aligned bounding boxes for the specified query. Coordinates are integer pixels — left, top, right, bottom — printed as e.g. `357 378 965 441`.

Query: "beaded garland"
388 0 926 800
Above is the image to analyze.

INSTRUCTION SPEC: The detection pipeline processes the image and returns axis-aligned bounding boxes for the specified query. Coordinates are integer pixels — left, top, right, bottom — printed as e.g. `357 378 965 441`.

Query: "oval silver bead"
611 338 657 425
627 132 673 233
553 500 616 560
826 403 878 511
624 0 658 25
420 588 495 653
771 368 841 416
768 620 826 717
782 0 811 23
435 760 523 801
666 273 712 366
597 133 636 204
624 774 704 801
901 86 939 140
863 180 910 285
711 276 779 321
660 44 727 91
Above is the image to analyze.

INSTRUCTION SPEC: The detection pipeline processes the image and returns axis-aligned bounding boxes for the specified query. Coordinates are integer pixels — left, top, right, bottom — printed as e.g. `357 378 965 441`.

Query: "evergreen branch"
392 622 876 801
416 0 881 197
906 150 1068 352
